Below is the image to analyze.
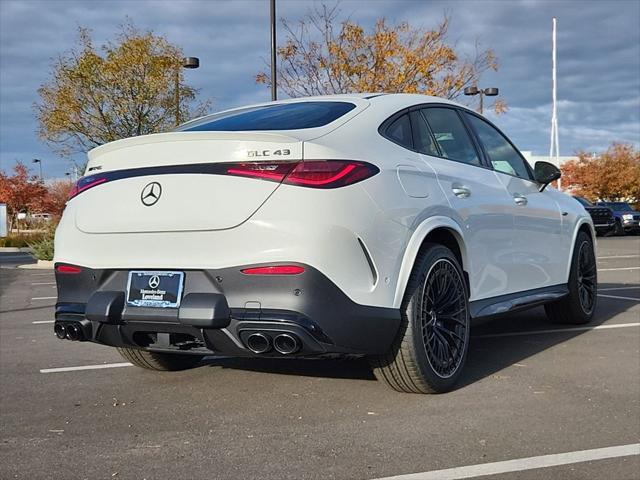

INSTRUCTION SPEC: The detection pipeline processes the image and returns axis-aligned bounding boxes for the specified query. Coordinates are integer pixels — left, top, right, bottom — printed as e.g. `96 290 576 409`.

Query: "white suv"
53 94 596 393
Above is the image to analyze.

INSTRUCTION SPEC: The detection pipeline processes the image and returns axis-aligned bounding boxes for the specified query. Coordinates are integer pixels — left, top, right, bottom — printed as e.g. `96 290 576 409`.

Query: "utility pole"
175 57 200 126
32 159 43 182
270 0 277 101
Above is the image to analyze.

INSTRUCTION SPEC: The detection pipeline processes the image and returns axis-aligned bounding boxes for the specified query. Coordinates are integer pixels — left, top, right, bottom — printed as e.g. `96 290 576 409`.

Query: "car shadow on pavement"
202 282 638 388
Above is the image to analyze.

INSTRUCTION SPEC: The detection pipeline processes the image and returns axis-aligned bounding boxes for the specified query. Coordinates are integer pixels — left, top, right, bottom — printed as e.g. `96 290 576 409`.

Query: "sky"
1 0 639 179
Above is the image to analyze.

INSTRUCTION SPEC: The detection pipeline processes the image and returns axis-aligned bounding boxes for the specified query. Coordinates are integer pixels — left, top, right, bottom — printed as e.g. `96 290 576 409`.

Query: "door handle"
452 185 471 198
513 194 528 206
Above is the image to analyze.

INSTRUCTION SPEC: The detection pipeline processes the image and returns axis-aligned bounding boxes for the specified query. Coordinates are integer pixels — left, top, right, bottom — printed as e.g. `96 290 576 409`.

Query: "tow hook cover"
178 293 231 328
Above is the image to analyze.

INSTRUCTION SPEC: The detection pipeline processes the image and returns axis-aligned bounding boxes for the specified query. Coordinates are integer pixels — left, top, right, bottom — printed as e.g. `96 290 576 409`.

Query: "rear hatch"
74 131 303 233
73 98 369 234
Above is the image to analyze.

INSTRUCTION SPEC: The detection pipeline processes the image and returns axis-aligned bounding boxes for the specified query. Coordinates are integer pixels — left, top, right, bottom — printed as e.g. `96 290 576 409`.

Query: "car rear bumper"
53 263 400 356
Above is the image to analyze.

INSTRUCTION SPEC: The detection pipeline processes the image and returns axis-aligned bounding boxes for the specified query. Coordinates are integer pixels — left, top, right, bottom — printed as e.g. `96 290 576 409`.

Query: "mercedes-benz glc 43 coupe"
53 94 597 393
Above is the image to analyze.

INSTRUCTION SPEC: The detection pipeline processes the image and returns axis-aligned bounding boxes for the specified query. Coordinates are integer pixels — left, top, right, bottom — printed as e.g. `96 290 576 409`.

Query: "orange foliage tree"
256 5 505 113
561 143 640 201
0 162 48 230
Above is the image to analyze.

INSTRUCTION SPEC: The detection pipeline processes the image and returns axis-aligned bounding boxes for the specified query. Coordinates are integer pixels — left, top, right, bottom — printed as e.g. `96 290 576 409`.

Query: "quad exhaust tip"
273 333 300 355
54 322 85 342
246 333 271 354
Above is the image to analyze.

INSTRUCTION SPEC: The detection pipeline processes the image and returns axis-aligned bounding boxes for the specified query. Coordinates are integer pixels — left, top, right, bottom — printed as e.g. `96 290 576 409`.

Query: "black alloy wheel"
420 259 468 379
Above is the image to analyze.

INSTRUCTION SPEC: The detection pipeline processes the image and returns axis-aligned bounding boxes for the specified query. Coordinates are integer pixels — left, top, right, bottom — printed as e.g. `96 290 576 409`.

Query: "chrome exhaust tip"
246 333 271 354
65 323 83 341
54 323 67 340
273 333 300 355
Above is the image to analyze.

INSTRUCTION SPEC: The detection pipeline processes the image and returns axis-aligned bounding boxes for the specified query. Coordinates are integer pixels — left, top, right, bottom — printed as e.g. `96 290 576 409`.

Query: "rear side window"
182 101 356 131
410 110 440 157
421 108 480 166
464 113 532 179
385 113 413 149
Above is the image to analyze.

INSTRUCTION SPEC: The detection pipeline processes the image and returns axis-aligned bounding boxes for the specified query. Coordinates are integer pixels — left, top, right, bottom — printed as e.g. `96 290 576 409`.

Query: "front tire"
117 347 204 371
371 243 470 394
545 231 597 325
613 220 624 236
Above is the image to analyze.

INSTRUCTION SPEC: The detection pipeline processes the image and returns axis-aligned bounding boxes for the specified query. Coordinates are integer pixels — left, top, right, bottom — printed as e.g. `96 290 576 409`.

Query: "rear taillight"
241 265 305 275
227 160 378 189
56 264 82 274
68 176 108 200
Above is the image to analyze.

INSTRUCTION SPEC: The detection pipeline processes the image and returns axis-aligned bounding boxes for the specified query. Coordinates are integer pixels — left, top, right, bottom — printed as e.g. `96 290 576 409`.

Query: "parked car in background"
30 213 53 222
573 197 615 236
596 202 640 235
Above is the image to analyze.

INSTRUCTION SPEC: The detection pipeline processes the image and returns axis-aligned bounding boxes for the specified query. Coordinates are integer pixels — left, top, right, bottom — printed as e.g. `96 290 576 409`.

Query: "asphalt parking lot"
1 237 638 480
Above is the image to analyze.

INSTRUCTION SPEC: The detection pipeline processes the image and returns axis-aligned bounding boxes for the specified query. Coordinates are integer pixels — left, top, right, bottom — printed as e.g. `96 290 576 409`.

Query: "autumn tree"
37 180 75 218
562 143 640 201
36 21 209 157
0 162 48 230
257 5 505 112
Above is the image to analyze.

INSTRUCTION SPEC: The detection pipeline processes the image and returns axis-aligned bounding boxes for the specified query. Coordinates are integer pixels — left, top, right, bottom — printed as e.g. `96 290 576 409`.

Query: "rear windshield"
181 101 356 132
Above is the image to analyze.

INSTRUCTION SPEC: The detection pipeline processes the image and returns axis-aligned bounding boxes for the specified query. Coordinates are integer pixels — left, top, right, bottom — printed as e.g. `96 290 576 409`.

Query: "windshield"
603 202 634 211
178 101 357 132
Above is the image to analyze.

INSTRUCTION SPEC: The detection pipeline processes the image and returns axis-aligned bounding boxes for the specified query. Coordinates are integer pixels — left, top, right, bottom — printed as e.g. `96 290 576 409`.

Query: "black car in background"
596 201 640 235
573 196 616 236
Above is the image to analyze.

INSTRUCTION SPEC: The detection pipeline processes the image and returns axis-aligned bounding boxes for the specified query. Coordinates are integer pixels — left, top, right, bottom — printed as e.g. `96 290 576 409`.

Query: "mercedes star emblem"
148 275 160 289
141 182 162 206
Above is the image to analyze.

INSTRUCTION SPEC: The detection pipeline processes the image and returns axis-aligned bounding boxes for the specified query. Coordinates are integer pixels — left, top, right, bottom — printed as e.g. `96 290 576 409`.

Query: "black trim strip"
470 284 569 319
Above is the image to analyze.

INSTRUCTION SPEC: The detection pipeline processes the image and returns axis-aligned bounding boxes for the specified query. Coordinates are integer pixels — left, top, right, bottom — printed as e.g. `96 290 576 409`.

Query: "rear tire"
370 243 470 394
117 347 203 371
545 231 597 325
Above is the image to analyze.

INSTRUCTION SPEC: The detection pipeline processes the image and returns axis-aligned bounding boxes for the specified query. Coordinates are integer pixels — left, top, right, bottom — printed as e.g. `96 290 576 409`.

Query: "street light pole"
270 0 277 101
464 86 499 115
32 159 43 183
175 57 200 126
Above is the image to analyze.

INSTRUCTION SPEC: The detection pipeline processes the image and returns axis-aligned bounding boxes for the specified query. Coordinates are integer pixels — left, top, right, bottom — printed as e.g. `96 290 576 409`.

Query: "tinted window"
386 113 413 149
410 110 440 157
421 108 480 166
182 101 356 131
465 113 531 179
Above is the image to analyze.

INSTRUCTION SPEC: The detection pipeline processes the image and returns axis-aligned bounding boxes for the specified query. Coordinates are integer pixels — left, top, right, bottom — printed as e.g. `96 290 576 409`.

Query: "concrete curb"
0 247 34 253
18 260 54 270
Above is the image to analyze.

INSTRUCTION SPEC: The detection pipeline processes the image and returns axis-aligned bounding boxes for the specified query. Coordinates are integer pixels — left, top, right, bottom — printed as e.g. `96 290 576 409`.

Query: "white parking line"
598 267 640 272
40 363 132 373
599 286 640 291
31 273 54 276
32 320 54 324
373 443 640 480
598 294 640 301
31 282 56 286
31 296 57 301
597 254 640 259
474 322 640 339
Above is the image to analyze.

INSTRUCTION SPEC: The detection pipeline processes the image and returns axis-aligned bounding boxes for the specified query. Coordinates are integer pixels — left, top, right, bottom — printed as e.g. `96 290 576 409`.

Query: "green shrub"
0 232 45 248
28 233 55 261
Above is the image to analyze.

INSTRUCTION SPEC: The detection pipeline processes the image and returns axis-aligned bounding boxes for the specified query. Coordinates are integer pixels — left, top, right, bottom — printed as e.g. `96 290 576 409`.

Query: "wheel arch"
393 216 468 308
565 218 596 282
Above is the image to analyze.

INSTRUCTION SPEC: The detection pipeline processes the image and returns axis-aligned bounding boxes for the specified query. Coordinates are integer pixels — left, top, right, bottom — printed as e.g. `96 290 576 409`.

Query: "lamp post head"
483 87 499 96
464 86 479 96
32 158 41 163
183 57 200 69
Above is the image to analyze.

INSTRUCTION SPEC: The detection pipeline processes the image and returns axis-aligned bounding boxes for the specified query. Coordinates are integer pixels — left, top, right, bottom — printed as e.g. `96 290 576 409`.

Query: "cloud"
1 0 639 178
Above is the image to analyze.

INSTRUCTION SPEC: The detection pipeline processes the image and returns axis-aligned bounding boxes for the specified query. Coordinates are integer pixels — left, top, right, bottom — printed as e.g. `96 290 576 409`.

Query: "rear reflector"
241 265 305 275
56 265 82 274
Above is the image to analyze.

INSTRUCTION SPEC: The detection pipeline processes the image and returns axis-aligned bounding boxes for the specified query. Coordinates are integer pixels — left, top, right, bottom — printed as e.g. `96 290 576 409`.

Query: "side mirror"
534 161 561 192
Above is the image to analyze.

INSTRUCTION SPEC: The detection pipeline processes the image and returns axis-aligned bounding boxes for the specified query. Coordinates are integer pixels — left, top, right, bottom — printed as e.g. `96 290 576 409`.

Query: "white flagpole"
550 17 561 190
